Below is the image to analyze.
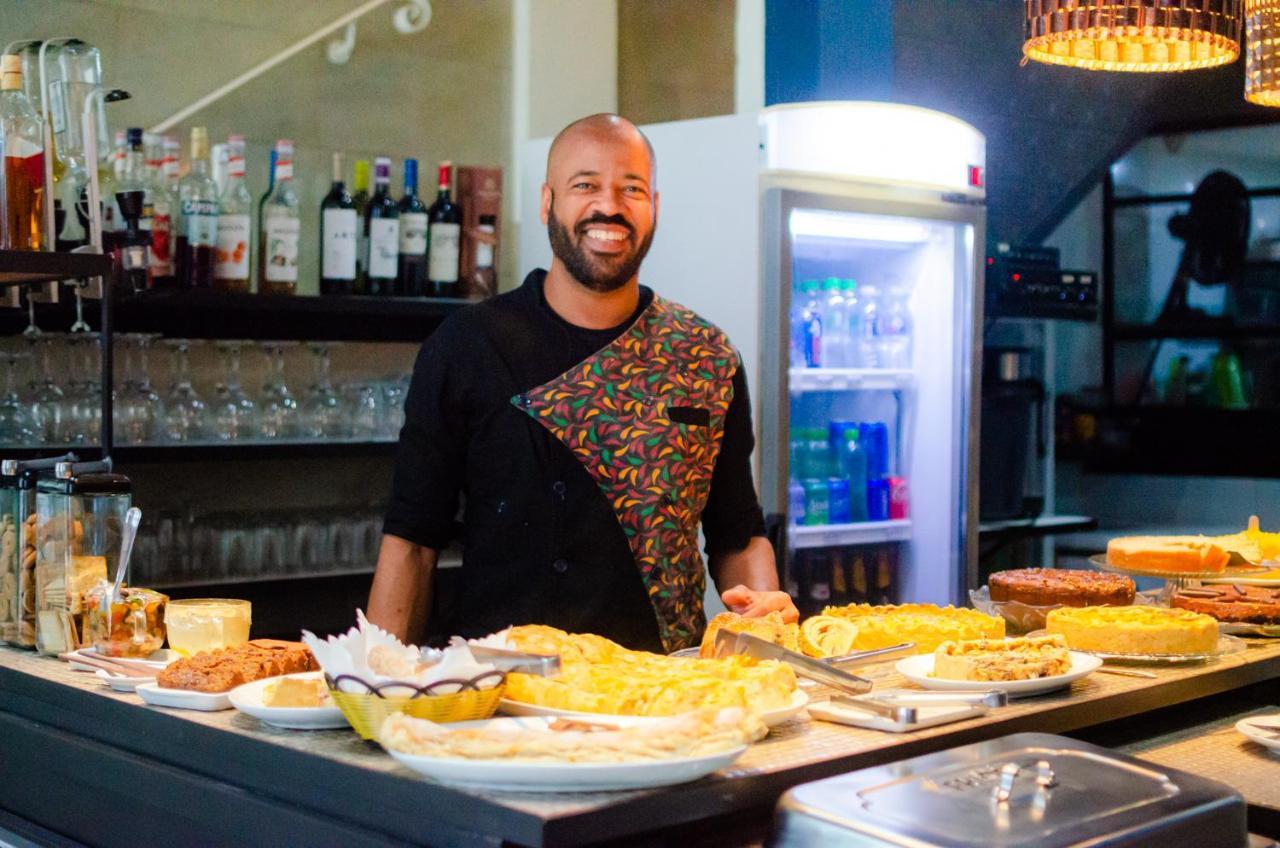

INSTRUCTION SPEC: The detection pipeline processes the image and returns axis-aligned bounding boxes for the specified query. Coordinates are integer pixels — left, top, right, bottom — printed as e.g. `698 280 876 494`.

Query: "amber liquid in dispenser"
0 54 45 250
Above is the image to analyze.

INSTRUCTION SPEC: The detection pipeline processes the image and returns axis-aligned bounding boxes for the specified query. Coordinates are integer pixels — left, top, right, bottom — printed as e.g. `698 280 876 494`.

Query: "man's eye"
573 182 594 190
624 186 646 195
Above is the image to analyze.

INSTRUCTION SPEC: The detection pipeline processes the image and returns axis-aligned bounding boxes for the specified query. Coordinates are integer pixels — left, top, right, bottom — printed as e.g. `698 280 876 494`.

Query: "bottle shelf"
788 368 913 393
789 518 911 549
0 289 476 342
0 249 112 287
0 439 399 463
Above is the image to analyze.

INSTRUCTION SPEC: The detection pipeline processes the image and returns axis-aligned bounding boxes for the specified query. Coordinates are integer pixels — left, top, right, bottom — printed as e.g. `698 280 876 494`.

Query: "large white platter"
1235 715 1280 754
136 682 232 712
385 716 748 792
895 652 1101 698
228 672 348 730
498 688 809 729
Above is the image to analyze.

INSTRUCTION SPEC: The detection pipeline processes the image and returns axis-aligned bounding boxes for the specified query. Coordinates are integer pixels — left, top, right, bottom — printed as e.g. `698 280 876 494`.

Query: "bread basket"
326 670 507 740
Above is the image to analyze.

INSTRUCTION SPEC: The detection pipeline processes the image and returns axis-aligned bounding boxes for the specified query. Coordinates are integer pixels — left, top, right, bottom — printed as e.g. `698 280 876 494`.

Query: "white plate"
385 716 748 791
1235 715 1280 753
499 688 809 728
136 682 232 711
68 647 178 673
227 672 348 730
895 652 1102 698
94 669 155 692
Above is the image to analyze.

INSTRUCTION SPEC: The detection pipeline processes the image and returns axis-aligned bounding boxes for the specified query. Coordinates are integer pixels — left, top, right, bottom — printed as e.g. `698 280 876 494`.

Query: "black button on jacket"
383 270 766 652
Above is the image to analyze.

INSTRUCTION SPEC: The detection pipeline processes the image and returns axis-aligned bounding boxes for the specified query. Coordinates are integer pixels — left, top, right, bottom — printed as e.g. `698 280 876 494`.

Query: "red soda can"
888 476 909 519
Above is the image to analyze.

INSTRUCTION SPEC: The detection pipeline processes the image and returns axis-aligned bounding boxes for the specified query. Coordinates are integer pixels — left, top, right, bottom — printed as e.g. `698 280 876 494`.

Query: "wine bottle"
363 156 399 297
427 160 461 297
176 126 218 288
213 135 252 293
258 139 299 295
320 152 357 295
396 157 428 297
351 158 370 293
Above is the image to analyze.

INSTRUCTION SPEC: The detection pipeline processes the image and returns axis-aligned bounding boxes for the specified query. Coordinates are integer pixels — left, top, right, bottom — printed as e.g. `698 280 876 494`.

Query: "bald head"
546 113 655 185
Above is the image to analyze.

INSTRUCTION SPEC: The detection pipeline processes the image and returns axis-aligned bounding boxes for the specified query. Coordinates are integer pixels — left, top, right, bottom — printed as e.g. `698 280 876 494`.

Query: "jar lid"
37 472 132 495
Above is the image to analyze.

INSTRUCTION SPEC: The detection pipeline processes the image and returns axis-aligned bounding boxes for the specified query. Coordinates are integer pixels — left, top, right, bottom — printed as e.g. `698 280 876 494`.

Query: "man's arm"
367 535 437 643
710 537 799 623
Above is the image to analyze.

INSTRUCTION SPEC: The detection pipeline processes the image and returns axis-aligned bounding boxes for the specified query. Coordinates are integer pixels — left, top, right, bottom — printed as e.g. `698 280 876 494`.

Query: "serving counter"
1 642 1278 847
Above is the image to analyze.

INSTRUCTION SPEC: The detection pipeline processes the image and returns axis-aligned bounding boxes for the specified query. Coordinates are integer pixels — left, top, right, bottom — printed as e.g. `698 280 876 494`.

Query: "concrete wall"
618 0 736 125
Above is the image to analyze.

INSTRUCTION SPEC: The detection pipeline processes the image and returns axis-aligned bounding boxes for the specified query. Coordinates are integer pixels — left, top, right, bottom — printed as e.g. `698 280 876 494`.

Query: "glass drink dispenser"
34 462 131 655
0 455 76 649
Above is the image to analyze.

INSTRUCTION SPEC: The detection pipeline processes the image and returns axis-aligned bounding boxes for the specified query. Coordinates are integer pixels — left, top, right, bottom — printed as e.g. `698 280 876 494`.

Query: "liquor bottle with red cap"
148 136 180 287
0 53 45 250
213 135 251 293
427 160 461 297
258 139 299 295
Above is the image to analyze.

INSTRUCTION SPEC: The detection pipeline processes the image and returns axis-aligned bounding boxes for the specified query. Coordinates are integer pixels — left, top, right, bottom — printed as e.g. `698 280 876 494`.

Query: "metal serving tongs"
714 630 910 696
826 689 1009 724
460 646 562 677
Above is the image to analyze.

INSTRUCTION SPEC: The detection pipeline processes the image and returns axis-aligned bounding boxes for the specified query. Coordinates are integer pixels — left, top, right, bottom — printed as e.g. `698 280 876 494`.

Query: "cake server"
714 630 874 695
463 646 561 677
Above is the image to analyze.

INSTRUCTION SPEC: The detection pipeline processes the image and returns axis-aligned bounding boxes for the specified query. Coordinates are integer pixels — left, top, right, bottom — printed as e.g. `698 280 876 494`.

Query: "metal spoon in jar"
110 507 143 605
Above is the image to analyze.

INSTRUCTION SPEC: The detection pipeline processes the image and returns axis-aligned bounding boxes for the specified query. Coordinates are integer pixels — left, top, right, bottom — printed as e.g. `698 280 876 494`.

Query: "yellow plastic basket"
327 672 506 740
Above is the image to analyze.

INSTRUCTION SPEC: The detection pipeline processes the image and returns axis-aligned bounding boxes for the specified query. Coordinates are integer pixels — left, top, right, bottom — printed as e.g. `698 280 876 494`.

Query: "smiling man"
368 114 797 653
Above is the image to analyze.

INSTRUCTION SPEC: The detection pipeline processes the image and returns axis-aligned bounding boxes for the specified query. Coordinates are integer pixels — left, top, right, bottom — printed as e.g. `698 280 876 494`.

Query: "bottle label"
322 209 358 280
150 212 173 275
399 211 428 256
367 217 399 279
275 161 293 180
182 198 218 246
428 222 461 282
476 241 494 268
263 216 300 282
214 213 250 279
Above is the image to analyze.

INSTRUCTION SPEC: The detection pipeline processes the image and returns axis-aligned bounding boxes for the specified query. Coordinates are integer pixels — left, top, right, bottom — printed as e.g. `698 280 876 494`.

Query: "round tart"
989 568 1135 607
1045 605 1218 656
1171 585 1280 624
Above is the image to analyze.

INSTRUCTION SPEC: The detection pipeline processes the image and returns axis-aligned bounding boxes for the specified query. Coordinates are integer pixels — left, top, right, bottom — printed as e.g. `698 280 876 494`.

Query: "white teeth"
586 229 626 241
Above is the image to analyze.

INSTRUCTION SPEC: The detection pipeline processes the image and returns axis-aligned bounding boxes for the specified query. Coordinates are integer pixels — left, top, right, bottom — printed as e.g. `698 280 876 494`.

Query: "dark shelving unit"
0 249 111 286
0 440 398 463
1111 321 1280 341
1 288 474 342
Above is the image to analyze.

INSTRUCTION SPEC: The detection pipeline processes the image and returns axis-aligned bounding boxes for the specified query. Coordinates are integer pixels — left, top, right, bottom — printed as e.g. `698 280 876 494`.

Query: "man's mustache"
576 214 634 237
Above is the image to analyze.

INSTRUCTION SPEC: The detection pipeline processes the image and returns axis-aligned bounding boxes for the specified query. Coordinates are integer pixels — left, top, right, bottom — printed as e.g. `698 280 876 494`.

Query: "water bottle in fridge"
857 283 881 368
799 280 824 368
879 281 913 369
820 277 847 368
841 279 862 368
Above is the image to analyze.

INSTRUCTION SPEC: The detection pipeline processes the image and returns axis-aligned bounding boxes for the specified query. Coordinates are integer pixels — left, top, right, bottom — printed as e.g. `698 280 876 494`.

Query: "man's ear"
652 190 659 230
540 184 552 226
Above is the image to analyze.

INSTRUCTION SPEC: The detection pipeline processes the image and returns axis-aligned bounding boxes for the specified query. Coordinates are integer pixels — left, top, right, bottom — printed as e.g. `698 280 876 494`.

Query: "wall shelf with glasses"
0 249 112 286
0 289 475 342
0 440 399 462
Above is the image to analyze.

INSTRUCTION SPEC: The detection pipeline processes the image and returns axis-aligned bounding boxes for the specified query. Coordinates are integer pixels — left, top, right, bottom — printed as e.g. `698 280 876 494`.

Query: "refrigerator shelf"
790 519 912 549
788 368 913 393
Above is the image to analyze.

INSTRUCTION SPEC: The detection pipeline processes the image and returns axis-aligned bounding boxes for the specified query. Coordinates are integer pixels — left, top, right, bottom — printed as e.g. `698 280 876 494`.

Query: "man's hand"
720 584 800 624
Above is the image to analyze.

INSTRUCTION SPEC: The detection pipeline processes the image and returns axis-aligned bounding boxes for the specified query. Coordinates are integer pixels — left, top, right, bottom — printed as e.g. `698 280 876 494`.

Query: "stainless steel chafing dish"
770 733 1253 848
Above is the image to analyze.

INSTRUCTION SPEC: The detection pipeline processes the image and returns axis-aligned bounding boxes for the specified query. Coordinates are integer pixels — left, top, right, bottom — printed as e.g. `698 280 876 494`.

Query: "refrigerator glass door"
764 191 979 610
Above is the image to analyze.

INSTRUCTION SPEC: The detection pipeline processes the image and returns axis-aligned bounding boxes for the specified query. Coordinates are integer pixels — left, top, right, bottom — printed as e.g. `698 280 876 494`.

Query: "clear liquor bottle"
0 54 45 250
396 157 428 296
148 135 180 288
213 135 251 293
320 152 357 295
363 156 398 297
258 139 299 295
176 126 219 288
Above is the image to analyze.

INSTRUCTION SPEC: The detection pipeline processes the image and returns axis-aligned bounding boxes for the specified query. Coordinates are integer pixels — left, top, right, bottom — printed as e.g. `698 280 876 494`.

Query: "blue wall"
765 0 896 105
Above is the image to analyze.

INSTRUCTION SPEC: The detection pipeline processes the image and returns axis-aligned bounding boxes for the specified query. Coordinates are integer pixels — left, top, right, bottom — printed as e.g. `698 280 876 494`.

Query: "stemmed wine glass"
63 334 102 446
25 334 66 445
259 342 300 441
116 333 163 445
0 351 35 445
303 343 345 440
163 339 208 443
212 341 258 442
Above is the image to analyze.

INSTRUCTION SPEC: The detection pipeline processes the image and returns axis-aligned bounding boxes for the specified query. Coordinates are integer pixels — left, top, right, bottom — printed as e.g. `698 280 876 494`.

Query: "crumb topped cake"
989 568 1135 607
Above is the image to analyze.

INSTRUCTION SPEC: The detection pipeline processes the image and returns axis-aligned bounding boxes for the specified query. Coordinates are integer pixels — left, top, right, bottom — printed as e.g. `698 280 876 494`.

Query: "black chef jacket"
383 269 767 652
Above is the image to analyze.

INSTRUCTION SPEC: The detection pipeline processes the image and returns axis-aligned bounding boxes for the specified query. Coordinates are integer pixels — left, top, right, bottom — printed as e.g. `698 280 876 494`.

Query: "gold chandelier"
1246 1 1280 104
1023 1 1243 72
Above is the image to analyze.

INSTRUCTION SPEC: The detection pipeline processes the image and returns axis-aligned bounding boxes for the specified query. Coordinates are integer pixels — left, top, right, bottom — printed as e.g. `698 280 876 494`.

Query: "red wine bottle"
363 156 399 297
426 161 461 298
396 158 428 297
320 152 357 295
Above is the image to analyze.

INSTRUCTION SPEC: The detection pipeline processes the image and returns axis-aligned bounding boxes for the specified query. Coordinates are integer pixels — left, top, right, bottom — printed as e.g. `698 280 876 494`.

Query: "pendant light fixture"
1245 1 1280 104
1023 1 1243 72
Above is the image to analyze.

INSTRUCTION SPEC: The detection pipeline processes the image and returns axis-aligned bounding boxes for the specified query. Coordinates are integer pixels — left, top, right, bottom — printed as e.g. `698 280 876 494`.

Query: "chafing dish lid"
778 733 1243 847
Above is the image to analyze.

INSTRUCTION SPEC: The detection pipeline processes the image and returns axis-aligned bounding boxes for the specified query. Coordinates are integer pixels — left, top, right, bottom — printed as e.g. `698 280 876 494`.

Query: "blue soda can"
788 479 807 525
802 478 829 525
861 422 890 478
827 477 852 524
867 477 891 521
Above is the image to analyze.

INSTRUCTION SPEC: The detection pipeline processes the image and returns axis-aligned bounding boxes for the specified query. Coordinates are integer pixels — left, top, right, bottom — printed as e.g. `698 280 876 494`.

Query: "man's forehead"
546 124 654 183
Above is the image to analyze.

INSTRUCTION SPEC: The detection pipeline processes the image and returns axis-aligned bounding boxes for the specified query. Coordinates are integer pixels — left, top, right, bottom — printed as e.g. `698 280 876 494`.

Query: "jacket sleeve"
701 362 767 556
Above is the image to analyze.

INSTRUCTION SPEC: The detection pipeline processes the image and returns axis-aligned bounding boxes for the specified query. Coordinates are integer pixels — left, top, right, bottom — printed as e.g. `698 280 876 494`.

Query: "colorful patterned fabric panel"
513 295 738 652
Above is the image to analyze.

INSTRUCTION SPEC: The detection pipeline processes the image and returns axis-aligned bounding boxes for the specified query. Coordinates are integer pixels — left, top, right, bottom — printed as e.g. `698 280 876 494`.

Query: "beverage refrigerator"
518 102 986 612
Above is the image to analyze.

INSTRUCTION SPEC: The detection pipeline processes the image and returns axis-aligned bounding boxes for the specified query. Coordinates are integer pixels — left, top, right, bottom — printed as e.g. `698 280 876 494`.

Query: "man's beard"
547 198 653 293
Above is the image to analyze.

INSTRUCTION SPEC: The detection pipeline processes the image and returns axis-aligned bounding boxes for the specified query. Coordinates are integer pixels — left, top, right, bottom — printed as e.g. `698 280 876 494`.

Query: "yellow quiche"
822 603 1005 654
1045 605 1218 656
